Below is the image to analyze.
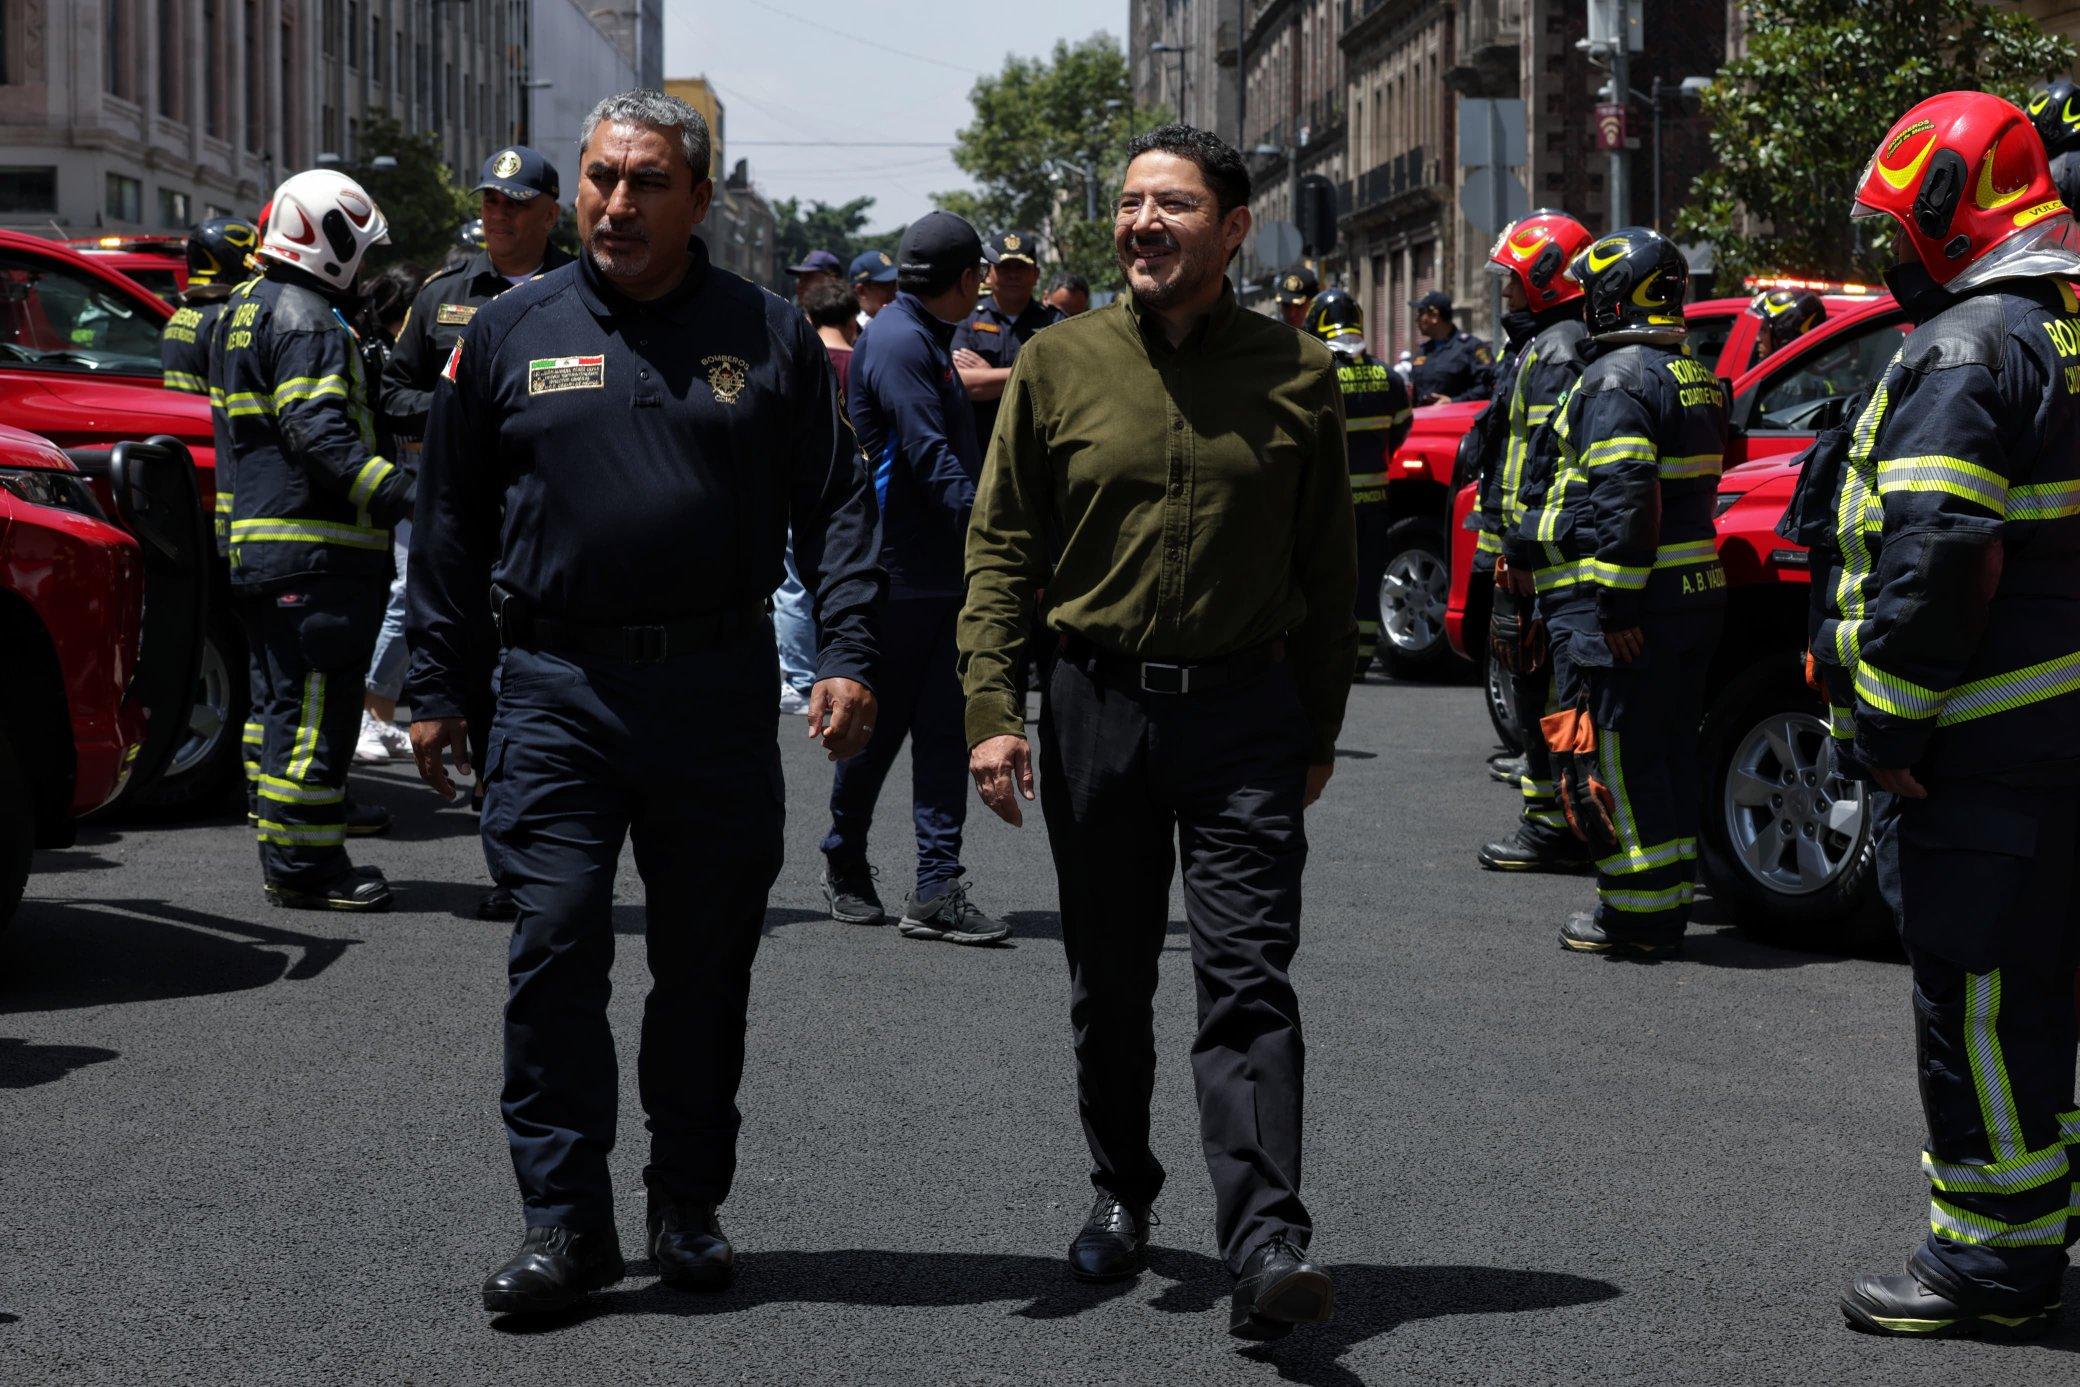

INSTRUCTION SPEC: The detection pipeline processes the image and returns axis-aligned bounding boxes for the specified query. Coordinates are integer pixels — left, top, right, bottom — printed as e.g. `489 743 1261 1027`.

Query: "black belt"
1058 633 1284 695
493 586 771 662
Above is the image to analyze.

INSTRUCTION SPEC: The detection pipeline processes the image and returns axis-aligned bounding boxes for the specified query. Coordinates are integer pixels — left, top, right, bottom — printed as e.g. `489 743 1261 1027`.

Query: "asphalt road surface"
4 675 2076 1385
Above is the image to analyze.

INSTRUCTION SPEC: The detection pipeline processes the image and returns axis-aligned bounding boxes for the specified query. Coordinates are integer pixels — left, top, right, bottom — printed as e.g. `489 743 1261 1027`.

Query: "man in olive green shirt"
958 125 1356 1343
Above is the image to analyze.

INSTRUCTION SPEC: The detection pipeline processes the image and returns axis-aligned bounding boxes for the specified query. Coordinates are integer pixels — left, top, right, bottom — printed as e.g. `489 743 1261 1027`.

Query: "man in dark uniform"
382 144 570 922
1511 227 1727 960
848 248 898 321
963 124 1354 1343
950 229 1062 445
786 248 842 306
214 169 413 911
1408 290 1494 403
406 90 883 1319
1300 287 1411 675
1273 263 1317 327
1822 92 2080 1342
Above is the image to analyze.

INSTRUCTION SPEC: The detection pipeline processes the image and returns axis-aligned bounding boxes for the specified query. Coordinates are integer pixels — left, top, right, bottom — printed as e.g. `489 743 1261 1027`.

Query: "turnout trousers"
820 593 967 894
1499 591 1571 850
1874 777 2080 1307
237 581 384 888
482 634 784 1232
1546 593 1723 943
1354 501 1390 673
1038 652 1312 1273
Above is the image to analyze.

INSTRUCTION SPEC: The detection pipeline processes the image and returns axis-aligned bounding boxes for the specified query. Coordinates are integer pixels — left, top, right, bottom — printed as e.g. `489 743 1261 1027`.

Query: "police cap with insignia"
1410 290 1454 316
987 230 1040 267
1274 264 1319 305
475 145 559 203
848 249 898 285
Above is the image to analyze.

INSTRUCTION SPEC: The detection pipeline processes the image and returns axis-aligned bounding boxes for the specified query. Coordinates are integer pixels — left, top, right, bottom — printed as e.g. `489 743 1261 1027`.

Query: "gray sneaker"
822 862 886 925
898 880 1010 946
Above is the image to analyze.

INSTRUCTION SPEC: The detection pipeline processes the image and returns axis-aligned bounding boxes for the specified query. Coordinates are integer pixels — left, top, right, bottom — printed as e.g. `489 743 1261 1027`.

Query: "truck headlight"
0 467 108 519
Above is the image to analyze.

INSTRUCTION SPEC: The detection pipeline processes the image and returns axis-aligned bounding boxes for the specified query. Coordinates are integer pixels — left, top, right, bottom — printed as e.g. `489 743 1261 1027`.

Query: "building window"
159 187 191 227
105 0 132 99
202 0 221 136
322 103 338 155
106 171 143 222
157 0 182 119
244 0 261 151
0 167 58 214
371 13 383 83
346 0 360 68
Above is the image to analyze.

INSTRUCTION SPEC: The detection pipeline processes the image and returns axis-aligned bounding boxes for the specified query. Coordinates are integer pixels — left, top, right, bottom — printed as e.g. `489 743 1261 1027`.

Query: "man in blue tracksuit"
821 211 1010 945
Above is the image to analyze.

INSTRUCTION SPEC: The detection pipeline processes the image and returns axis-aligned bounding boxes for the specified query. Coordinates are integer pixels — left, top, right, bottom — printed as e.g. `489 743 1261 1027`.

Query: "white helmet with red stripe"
258 169 390 291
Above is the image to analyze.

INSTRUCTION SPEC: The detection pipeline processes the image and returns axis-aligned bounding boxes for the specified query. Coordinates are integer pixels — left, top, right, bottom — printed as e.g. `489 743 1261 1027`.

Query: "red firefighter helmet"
1852 90 2078 287
1485 210 1595 311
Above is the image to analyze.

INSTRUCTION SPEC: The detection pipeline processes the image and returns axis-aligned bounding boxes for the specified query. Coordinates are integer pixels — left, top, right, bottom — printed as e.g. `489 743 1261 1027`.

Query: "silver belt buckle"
1140 661 1189 694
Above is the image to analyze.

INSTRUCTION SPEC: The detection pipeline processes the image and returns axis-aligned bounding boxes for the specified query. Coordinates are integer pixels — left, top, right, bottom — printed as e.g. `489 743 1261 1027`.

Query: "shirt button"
640 369 651 380
1171 418 1184 431
1169 483 1182 496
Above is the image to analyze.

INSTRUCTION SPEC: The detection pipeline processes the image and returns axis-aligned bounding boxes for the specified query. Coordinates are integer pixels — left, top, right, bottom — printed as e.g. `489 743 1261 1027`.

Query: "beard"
587 222 652 279
1116 227 1223 309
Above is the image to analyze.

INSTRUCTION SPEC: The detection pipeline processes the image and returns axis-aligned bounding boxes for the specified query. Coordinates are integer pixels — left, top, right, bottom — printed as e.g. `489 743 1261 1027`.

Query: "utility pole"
1608 7 1629 229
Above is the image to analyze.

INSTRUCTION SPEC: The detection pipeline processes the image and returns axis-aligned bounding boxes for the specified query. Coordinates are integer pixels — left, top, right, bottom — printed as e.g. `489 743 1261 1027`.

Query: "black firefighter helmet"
185 215 261 285
1301 288 1368 357
2027 78 2080 159
1567 226 1690 342
1748 288 1826 351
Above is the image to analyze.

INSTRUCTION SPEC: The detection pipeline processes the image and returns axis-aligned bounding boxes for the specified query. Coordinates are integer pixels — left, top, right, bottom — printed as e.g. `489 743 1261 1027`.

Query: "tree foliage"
1677 0 2073 288
355 111 476 275
943 35 1168 289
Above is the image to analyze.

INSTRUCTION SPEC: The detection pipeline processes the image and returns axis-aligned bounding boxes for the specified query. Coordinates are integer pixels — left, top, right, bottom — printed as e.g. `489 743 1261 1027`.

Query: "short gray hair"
580 89 711 180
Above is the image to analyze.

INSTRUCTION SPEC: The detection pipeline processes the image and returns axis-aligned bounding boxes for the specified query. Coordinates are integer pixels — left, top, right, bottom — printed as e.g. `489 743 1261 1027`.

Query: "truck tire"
0 734 32 937
1378 519 1452 679
127 607 247 813
1484 641 1522 752
1697 657 1881 949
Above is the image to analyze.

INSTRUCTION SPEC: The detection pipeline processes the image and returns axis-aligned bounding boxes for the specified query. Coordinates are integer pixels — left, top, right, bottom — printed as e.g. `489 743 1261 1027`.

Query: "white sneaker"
353 710 392 764
374 718 411 759
778 684 809 715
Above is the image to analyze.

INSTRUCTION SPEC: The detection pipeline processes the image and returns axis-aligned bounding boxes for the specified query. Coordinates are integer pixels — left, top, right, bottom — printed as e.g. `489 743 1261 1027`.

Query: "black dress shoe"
647 1200 735 1290
481 1225 625 1315
1559 911 1680 961
1231 1234 1334 1340
1841 1272 2060 1340
1477 830 1592 874
345 799 393 837
1067 1193 1153 1282
477 886 518 921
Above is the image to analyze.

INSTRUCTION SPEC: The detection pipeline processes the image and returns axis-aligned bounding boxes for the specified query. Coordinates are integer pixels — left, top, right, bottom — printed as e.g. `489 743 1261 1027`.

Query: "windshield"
0 251 166 377
1685 311 1737 375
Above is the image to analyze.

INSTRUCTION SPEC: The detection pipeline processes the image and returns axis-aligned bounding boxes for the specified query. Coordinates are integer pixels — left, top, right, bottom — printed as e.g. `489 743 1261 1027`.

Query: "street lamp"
1149 41 1188 125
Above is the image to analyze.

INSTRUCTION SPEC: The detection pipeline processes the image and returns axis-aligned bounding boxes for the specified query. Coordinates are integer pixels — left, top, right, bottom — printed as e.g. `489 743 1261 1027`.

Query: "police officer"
2026 77 2080 210
1273 262 1318 327
950 229 1062 445
163 216 260 534
1301 288 1411 676
1820 92 2080 1342
1749 287 1826 358
1408 291 1494 403
212 169 412 911
785 247 843 305
1468 210 1596 874
1510 227 1726 960
406 89 883 1318
848 248 898 322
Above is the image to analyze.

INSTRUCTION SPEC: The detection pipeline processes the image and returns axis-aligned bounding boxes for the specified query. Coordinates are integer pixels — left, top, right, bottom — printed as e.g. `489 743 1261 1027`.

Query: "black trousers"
1038 653 1312 1272
1875 778 2080 1306
483 635 783 1232
1496 588 1570 849
237 582 384 888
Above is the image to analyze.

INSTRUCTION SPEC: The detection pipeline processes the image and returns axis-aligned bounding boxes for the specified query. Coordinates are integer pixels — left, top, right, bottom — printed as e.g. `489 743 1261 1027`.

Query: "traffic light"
1297 174 1339 255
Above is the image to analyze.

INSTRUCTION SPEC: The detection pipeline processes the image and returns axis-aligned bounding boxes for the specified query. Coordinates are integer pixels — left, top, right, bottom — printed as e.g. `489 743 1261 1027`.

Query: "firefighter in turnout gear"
1303 288 1412 676
162 216 260 547
1749 288 1828 358
1470 209 1596 873
1508 227 1726 960
2026 78 2080 214
212 169 413 911
1819 92 2080 1343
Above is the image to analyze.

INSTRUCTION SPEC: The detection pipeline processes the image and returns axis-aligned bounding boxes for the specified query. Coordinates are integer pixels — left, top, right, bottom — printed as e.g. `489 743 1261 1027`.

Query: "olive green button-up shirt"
958 284 1358 763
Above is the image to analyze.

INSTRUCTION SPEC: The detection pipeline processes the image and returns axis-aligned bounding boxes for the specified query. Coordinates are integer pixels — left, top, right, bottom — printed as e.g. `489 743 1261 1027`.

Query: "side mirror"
1719 376 1745 434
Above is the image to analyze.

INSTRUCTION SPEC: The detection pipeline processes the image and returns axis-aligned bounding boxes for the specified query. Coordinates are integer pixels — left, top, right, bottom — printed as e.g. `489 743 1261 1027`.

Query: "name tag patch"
436 303 478 326
528 355 606 394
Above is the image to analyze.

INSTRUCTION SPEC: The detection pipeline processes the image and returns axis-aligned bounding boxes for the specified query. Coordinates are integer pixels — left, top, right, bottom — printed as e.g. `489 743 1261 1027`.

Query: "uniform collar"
982 294 1048 329
573 236 712 324
892 291 960 346
470 243 574 290
1122 276 1238 356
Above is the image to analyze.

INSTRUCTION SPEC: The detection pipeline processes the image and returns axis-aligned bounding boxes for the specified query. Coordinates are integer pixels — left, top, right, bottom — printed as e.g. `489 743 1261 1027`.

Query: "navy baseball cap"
898 211 984 279
987 230 1039 266
848 249 898 285
475 145 558 202
1410 290 1454 314
786 249 843 276
1274 264 1319 304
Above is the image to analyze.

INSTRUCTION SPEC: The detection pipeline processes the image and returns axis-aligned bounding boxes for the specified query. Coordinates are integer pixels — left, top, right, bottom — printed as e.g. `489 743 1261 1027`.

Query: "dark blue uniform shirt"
405 238 885 721
1409 327 1495 402
950 293 1063 446
850 291 982 598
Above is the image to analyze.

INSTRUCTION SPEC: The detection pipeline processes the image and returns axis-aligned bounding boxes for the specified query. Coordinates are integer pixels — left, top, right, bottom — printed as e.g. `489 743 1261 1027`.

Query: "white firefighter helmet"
259 169 390 291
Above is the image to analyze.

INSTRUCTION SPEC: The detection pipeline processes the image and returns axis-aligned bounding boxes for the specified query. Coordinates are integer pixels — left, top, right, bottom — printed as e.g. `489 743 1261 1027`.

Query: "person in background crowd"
1274 263 1318 327
161 215 261 543
951 229 1063 448
1749 287 1827 359
2026 76 2080 210
352 263 426 766
786 248 843 306
804 280 861 399
848 249 898 324
1408 291 1494 403
1046 273 1091 317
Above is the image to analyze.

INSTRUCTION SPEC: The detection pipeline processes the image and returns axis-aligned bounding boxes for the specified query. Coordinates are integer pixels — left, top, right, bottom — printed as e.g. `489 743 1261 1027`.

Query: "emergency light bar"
1742 274 1880 296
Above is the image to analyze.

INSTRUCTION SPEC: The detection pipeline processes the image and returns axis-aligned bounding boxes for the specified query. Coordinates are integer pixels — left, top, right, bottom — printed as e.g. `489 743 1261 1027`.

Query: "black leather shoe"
265 865 392 912
344 799 393 837
477 886 518 922
1477 831 1592 874
1230 1234 1334 1340
1842 1272 2060 1340
1559 911 1680 961
1487 753 1528 785
647 1200 735 1291
481 1225 625 1315
1067 1193 1153 1282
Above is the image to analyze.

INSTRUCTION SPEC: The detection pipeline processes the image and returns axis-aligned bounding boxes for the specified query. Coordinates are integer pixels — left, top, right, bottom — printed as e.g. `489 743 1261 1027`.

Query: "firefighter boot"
1477 828 1592 874
1841 1272 2060 1340
1559 911 1680 961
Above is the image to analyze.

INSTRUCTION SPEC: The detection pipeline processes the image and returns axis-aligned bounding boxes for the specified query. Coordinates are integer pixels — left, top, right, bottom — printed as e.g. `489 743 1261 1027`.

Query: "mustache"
1125 233 1177 254
591 221 650 244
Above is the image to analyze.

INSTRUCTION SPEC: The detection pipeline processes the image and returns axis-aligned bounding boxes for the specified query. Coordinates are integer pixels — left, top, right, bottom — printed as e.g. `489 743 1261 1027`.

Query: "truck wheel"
1484 641 1522 752
0 734 32 936
1378 519 1451 679
1698 657 1880 949
127 607 247 813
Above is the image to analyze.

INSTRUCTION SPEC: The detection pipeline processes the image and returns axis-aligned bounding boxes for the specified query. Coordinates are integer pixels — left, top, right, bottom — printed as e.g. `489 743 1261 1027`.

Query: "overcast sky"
663 0 1127 233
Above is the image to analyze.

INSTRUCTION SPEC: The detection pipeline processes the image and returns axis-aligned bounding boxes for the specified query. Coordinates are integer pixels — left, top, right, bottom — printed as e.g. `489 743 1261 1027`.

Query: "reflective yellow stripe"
1876 454 2009 514
1347 470 1389 490
1475 531 1503 555
1597 837 1697 876
1922 1142 2070 1195
1536 542 1716 593
1658 453 1722 480
1930 1195 2067 1247
229 517 390 550
2006 479 2080 521
348 457 396 508
214 492 233 514
255 818 346 848
164 370 208 394
1582 435 1657 468
1345 415 1399 432
1853 649 2080 727
1831 363 1899 670
1601 883 1695 913
223 390 271 417
286 673 325 782
256 774 345 806
1854 662 1942 720
271 374 354 409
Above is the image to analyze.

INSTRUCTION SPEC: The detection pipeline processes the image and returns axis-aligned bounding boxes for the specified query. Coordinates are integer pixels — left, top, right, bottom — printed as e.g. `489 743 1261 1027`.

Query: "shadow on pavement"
490 1249 1620 1381
0 1036 119 1088
25 850 120 875
1001 911 1187 945
1 898 354 1014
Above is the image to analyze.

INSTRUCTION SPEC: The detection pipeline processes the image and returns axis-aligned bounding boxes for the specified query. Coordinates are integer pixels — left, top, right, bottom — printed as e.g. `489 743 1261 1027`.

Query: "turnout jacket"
163 295 230 547
1474 307 1589 564
1814 276 2080 780
1337 349 1413 506
1509 339 1727 628
210 269 413 590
